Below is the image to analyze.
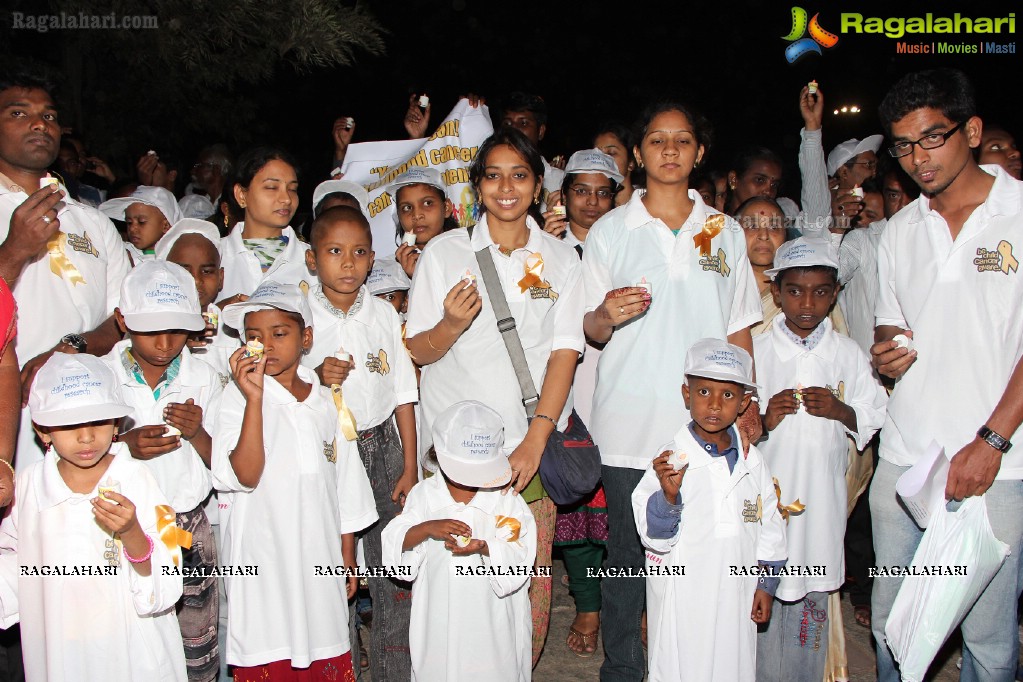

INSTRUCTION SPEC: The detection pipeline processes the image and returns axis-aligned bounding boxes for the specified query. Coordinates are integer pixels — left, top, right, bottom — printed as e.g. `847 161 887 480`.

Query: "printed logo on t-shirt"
825 381 845 402
528 280 559 302
365 349 390 375
742 495 763 523
974 240 1019 275
699 248 731 277
322 440 336 463
67 231 99 257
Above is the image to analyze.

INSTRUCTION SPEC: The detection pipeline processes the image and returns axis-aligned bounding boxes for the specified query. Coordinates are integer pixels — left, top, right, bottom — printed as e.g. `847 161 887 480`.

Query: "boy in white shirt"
302 205 418 681
1 353 186 681
753 239 887 682
382 400 536 682
632 338 787 682
105 260 223 682
99 186 183 265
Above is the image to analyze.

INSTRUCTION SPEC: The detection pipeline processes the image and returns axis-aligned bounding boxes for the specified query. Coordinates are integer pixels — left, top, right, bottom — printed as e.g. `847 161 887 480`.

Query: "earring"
223 213 230 231
534 195 540 206
43 441 52 452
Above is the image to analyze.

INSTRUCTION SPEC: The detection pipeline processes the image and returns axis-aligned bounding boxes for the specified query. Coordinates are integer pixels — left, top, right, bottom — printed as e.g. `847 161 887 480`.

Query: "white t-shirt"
405 215 584 455
0 185 131 473
212 366 377 667
303 286 418 431
582 189 762 469
381 474 535 682
103 341 221 513
0 447 186 681
219 224 315 300
875 166 1023 477
754 315 887 600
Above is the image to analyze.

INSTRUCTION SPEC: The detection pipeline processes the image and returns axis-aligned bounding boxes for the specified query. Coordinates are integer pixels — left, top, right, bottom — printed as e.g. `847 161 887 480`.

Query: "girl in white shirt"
405 128 585 667
0 353 186 682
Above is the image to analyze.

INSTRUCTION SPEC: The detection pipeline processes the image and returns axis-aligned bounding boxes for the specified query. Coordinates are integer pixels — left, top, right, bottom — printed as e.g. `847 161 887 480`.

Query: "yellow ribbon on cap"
495 515 522 543
517 253 544 292
47 233 86 286
331 384 359 441
772 477 806 522
693 214 725 257
155 504 192 567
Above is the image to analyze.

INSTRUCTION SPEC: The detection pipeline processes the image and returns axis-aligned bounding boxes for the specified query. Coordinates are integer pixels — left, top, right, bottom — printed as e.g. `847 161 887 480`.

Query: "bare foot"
566 611 600 657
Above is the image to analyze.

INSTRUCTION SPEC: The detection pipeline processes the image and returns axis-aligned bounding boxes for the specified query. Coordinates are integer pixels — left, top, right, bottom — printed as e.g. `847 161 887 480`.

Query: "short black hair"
500 92 548 126
633 101 712 152
244 308 305 330
730 146 783 177
309 205 372 249
314 191 361 219
469 128 545 224
879 69 977 135
234 147 298 189
0 64 57 97
776 264 839 286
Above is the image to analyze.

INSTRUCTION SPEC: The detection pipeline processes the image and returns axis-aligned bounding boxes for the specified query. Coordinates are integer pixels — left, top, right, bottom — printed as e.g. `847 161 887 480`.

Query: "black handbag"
470 227 601 505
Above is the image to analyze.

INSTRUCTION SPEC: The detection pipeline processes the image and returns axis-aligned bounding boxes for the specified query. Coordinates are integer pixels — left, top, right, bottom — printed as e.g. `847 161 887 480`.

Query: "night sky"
8 0 1020 200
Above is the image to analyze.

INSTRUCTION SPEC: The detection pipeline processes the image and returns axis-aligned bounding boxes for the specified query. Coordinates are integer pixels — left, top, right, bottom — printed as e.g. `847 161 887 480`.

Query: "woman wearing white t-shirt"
405 127 585 668
581 102 763 680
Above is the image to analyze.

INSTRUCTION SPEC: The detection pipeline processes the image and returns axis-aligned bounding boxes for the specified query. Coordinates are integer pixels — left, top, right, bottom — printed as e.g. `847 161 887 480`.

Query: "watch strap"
978 425 1012 453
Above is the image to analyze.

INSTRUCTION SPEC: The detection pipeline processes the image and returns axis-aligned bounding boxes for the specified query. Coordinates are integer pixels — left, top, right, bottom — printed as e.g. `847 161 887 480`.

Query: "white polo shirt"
303 285 418 431
219 223 315 300
582 189 762 470
838 219 887 355
1 184 132 472
405 214 584 455
212 366 377 667
876 165 1023 477
103 341 220 513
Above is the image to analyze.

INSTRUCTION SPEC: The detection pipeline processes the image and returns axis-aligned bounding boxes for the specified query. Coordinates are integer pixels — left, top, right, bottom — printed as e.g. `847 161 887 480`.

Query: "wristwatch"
977 425 1012 453
60 333 87 353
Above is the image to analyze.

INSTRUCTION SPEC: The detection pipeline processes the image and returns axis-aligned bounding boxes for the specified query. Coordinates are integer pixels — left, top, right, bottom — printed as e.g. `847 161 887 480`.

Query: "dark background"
3 0 1018 201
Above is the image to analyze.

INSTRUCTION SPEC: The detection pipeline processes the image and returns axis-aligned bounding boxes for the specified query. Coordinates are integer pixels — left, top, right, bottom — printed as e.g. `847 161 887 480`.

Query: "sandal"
854 605 871 629
567 626 599 658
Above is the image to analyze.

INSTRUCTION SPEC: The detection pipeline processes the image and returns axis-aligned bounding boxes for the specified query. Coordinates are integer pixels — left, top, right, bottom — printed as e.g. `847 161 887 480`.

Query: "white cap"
29 353 132 427
433 401 511 488
222 280 312 330
764 237 839 280
154 218 222 261
386 167 447 200
684 338 759 392
826 135 884 177
312 179 370 218
119 260 205 332
367 258 411 295
564 148 624 184
99 185 184 224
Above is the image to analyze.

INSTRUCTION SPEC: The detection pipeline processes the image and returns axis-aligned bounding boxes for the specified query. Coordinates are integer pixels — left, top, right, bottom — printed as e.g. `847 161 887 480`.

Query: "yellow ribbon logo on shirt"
47 232 86 286
331 384 359 441
693 214 725 257
518 253 545 292
772 477 806 522
155 504 192 567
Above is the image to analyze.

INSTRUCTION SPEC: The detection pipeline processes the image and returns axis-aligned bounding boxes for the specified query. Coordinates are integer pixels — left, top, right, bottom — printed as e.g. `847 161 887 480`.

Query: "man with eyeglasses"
826 135 883 230
869 68 1023 682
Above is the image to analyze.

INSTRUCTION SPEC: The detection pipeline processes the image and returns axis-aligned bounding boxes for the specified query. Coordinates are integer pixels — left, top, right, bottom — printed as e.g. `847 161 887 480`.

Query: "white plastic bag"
884 496 1010 682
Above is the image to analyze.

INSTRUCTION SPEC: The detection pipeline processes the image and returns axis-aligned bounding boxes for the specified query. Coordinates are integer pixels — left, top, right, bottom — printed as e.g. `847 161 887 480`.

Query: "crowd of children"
0 63 1021 682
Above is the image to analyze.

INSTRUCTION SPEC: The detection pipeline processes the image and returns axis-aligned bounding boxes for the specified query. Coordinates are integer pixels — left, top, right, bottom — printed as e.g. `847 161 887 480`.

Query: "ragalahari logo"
783 7 839 63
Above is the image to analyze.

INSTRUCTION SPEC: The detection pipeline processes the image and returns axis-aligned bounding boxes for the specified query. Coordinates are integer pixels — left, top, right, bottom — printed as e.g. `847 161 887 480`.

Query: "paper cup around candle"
244 340 264 360
670 450 689 471
418 95 430 109
164 425 182 438
634 279 652 296
203 304 219 329
402 232 417 248
455 534 472 548
807 80 818 95
98 479 121 505
892 334 914 352
552 205 566 218
849 187 864 200
345 117 355 129
461 270 477 288
334 349 353 364
40 175 59 190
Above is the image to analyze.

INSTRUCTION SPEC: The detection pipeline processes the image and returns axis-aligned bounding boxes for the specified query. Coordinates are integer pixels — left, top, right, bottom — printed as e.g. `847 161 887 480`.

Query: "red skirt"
232 652 355 682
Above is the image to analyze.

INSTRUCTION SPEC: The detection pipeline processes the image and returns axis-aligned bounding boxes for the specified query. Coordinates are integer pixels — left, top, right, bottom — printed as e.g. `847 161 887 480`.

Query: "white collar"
622 188 711 234
36 443 131 510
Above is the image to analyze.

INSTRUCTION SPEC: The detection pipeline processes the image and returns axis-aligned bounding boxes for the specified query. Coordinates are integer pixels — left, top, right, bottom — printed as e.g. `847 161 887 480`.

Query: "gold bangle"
0 458 14 478
426 331 443 353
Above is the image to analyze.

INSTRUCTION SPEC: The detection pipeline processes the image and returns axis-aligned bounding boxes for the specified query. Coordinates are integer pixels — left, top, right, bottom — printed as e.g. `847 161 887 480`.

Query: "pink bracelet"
123 534 155 564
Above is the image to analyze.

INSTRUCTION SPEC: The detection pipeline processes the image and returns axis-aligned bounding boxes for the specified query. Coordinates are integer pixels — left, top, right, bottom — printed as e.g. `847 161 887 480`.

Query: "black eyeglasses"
888 122 964 158
569 186 615 200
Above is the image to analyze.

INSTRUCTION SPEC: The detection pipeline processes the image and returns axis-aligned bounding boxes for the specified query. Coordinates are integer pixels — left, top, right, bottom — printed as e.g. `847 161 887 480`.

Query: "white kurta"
218 224 315 300
753 315 887 600
381 475 536 682
212 366 377 667
303 286 419 430
582 190 762 470
0 447 186 682
632 425 786 682
104 341 221 513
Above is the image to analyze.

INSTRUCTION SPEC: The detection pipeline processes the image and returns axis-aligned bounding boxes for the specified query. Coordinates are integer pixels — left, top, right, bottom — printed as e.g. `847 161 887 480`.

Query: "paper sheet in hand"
895 441 949 528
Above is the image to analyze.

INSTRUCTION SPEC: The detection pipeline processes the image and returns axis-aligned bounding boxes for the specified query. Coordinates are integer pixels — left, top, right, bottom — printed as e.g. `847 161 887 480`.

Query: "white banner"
339 99 494 256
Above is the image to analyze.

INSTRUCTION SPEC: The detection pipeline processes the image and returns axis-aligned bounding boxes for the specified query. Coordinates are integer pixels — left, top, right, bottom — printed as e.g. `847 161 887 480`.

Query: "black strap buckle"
497 317 517 333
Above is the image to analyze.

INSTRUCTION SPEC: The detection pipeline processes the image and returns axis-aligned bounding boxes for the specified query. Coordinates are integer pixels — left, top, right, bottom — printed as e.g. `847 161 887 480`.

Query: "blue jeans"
756 591 831 682
870 460 1023 682
599 465 647 682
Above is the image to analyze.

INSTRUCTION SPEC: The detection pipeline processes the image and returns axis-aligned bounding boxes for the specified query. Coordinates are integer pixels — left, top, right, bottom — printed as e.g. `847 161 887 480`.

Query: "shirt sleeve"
837 229 864 286
551 254 585 353
388 307 419 406
755 448 788 566
843 344 890 450
127 467 185 616
796 128 832 238
98 213 131 316
645 490 683 539
727 222 764 335
380 483 428 582
335 435 378 534
874 224 907 329
404 242 447 338
757 560 787 597
631 455 681 553
581 220 614 314
211 385 255 493
481 495 537 597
